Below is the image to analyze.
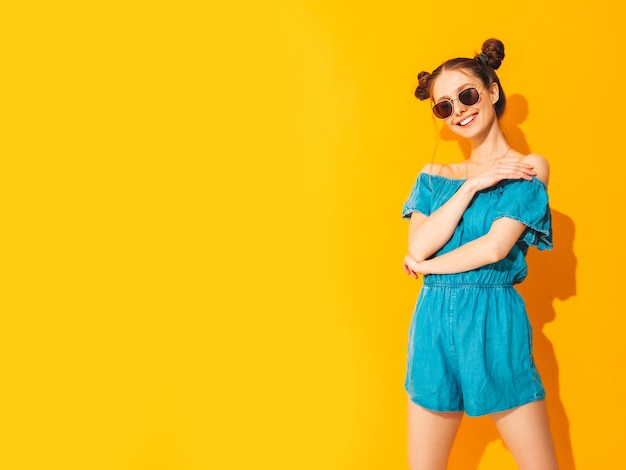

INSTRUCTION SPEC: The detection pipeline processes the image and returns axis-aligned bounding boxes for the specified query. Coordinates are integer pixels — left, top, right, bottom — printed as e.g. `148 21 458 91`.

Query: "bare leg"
491 400 558 470
408 398 463 470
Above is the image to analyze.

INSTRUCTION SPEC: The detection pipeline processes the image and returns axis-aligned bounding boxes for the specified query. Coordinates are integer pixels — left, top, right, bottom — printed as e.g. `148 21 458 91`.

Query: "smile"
458 114 477 127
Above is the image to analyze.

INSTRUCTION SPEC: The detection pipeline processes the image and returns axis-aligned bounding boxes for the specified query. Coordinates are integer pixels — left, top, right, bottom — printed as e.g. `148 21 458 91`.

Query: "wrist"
461 179 479 194
417 258 432 275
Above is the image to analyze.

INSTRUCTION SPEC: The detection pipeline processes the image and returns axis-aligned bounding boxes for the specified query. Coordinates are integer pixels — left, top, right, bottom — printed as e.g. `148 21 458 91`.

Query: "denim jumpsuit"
402 173 552 416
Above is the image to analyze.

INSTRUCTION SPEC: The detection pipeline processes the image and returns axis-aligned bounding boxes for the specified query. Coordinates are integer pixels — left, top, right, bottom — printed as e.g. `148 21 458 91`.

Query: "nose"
453 97 467 115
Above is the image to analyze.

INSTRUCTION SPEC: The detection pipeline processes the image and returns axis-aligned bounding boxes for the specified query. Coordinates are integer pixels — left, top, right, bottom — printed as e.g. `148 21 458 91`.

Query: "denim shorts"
405 282 545 417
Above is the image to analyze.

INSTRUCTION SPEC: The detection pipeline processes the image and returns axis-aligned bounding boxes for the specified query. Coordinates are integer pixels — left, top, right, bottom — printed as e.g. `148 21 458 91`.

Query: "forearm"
408 181 478 261
408 218 527 275
415 236 500 274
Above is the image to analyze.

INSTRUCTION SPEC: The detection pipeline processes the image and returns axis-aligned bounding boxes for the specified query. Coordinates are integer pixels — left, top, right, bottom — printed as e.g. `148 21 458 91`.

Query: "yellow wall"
2 0 624 468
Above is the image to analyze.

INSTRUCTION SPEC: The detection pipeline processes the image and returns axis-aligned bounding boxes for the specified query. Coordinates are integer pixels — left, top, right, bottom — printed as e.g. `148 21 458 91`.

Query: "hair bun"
414 71 431 100
478 38 505 70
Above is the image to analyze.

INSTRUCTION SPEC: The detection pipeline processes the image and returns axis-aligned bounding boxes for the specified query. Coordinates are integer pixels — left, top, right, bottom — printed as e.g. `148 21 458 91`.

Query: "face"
430 69 499 137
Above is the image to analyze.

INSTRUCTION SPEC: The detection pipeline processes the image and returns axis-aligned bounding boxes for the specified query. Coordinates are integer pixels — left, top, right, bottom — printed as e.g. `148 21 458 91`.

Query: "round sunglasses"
432 87 482 119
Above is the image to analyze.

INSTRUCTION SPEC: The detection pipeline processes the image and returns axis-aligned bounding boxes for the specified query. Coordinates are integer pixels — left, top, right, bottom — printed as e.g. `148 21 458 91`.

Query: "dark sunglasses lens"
432 101 452 119
459 87 480 106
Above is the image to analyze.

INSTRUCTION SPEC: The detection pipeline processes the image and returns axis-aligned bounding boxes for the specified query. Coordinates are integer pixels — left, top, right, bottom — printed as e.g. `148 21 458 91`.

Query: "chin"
448 123 480 138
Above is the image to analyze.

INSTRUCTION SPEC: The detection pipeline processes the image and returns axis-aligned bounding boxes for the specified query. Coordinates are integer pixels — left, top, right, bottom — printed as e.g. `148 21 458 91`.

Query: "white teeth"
459 115 475 126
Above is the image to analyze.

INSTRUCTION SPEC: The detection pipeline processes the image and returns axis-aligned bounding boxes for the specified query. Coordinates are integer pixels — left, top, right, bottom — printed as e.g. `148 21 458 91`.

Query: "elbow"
487 250 505 265
486 243 510 264
409 253 427 263
407 228 434 263
408 245 428 263
480 231 514 264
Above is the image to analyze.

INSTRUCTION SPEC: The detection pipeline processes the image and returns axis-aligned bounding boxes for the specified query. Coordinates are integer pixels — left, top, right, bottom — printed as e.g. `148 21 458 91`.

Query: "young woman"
401 39 559 469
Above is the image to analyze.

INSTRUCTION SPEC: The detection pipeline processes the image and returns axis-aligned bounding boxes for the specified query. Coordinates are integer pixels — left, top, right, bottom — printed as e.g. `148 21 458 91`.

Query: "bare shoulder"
521 153 550 185
420 162 442 175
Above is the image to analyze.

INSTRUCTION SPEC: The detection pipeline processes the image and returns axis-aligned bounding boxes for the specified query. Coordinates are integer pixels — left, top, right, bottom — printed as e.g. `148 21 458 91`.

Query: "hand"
403 254 421 279
467 157 537 192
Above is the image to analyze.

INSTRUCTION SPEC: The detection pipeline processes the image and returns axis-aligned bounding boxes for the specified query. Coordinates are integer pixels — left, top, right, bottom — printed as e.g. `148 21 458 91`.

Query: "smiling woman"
402 39 559 470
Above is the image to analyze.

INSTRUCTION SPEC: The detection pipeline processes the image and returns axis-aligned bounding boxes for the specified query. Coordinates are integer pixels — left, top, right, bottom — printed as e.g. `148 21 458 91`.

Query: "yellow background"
1 1 624 468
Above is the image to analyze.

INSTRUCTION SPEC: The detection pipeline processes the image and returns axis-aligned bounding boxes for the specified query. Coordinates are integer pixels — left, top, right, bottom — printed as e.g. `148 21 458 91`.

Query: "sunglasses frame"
431 86 483 120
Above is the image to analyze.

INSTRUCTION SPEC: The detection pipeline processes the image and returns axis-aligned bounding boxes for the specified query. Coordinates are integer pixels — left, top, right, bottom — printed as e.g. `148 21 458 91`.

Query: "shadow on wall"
518 209 577 470
442 95 578 469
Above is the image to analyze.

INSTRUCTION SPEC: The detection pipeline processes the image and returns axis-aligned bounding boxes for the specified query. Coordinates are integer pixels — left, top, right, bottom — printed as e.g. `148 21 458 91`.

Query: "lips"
457 113 477 127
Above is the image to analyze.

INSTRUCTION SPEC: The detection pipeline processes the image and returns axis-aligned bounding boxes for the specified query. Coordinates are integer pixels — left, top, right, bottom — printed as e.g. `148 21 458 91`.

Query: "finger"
495 163 534 171
403 259 410 272
494 165 537 179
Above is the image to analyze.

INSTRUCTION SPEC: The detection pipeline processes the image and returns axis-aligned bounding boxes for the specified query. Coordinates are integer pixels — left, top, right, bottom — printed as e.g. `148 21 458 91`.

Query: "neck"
467 123 510 163
469 145 511 163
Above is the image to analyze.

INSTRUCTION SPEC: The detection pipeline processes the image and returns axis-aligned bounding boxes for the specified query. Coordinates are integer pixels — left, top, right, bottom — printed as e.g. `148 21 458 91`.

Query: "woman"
401 39 559 469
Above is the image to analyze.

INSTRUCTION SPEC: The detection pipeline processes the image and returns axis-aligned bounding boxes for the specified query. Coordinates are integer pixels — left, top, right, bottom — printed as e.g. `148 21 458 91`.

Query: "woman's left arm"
404 217 526 275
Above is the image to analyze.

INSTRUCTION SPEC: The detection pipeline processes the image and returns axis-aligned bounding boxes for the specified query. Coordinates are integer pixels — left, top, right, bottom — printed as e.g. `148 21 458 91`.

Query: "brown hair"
415 38 507 118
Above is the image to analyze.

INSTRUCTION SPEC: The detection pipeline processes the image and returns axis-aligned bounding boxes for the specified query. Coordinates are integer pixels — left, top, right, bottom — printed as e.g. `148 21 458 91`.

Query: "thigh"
491 400 558 470
455 288 545 416
408 398 463 470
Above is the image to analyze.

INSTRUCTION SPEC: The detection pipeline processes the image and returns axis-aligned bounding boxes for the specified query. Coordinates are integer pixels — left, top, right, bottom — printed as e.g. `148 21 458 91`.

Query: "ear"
489 81 500 104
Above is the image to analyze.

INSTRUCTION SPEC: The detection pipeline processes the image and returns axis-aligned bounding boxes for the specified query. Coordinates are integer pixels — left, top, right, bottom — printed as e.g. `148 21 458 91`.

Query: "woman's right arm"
407 180 478 262
408 159 537 262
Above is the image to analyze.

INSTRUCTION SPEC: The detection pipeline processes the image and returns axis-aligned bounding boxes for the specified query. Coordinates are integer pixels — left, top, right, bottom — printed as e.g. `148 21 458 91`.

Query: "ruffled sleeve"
493 178 553 250
402 173 434 220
